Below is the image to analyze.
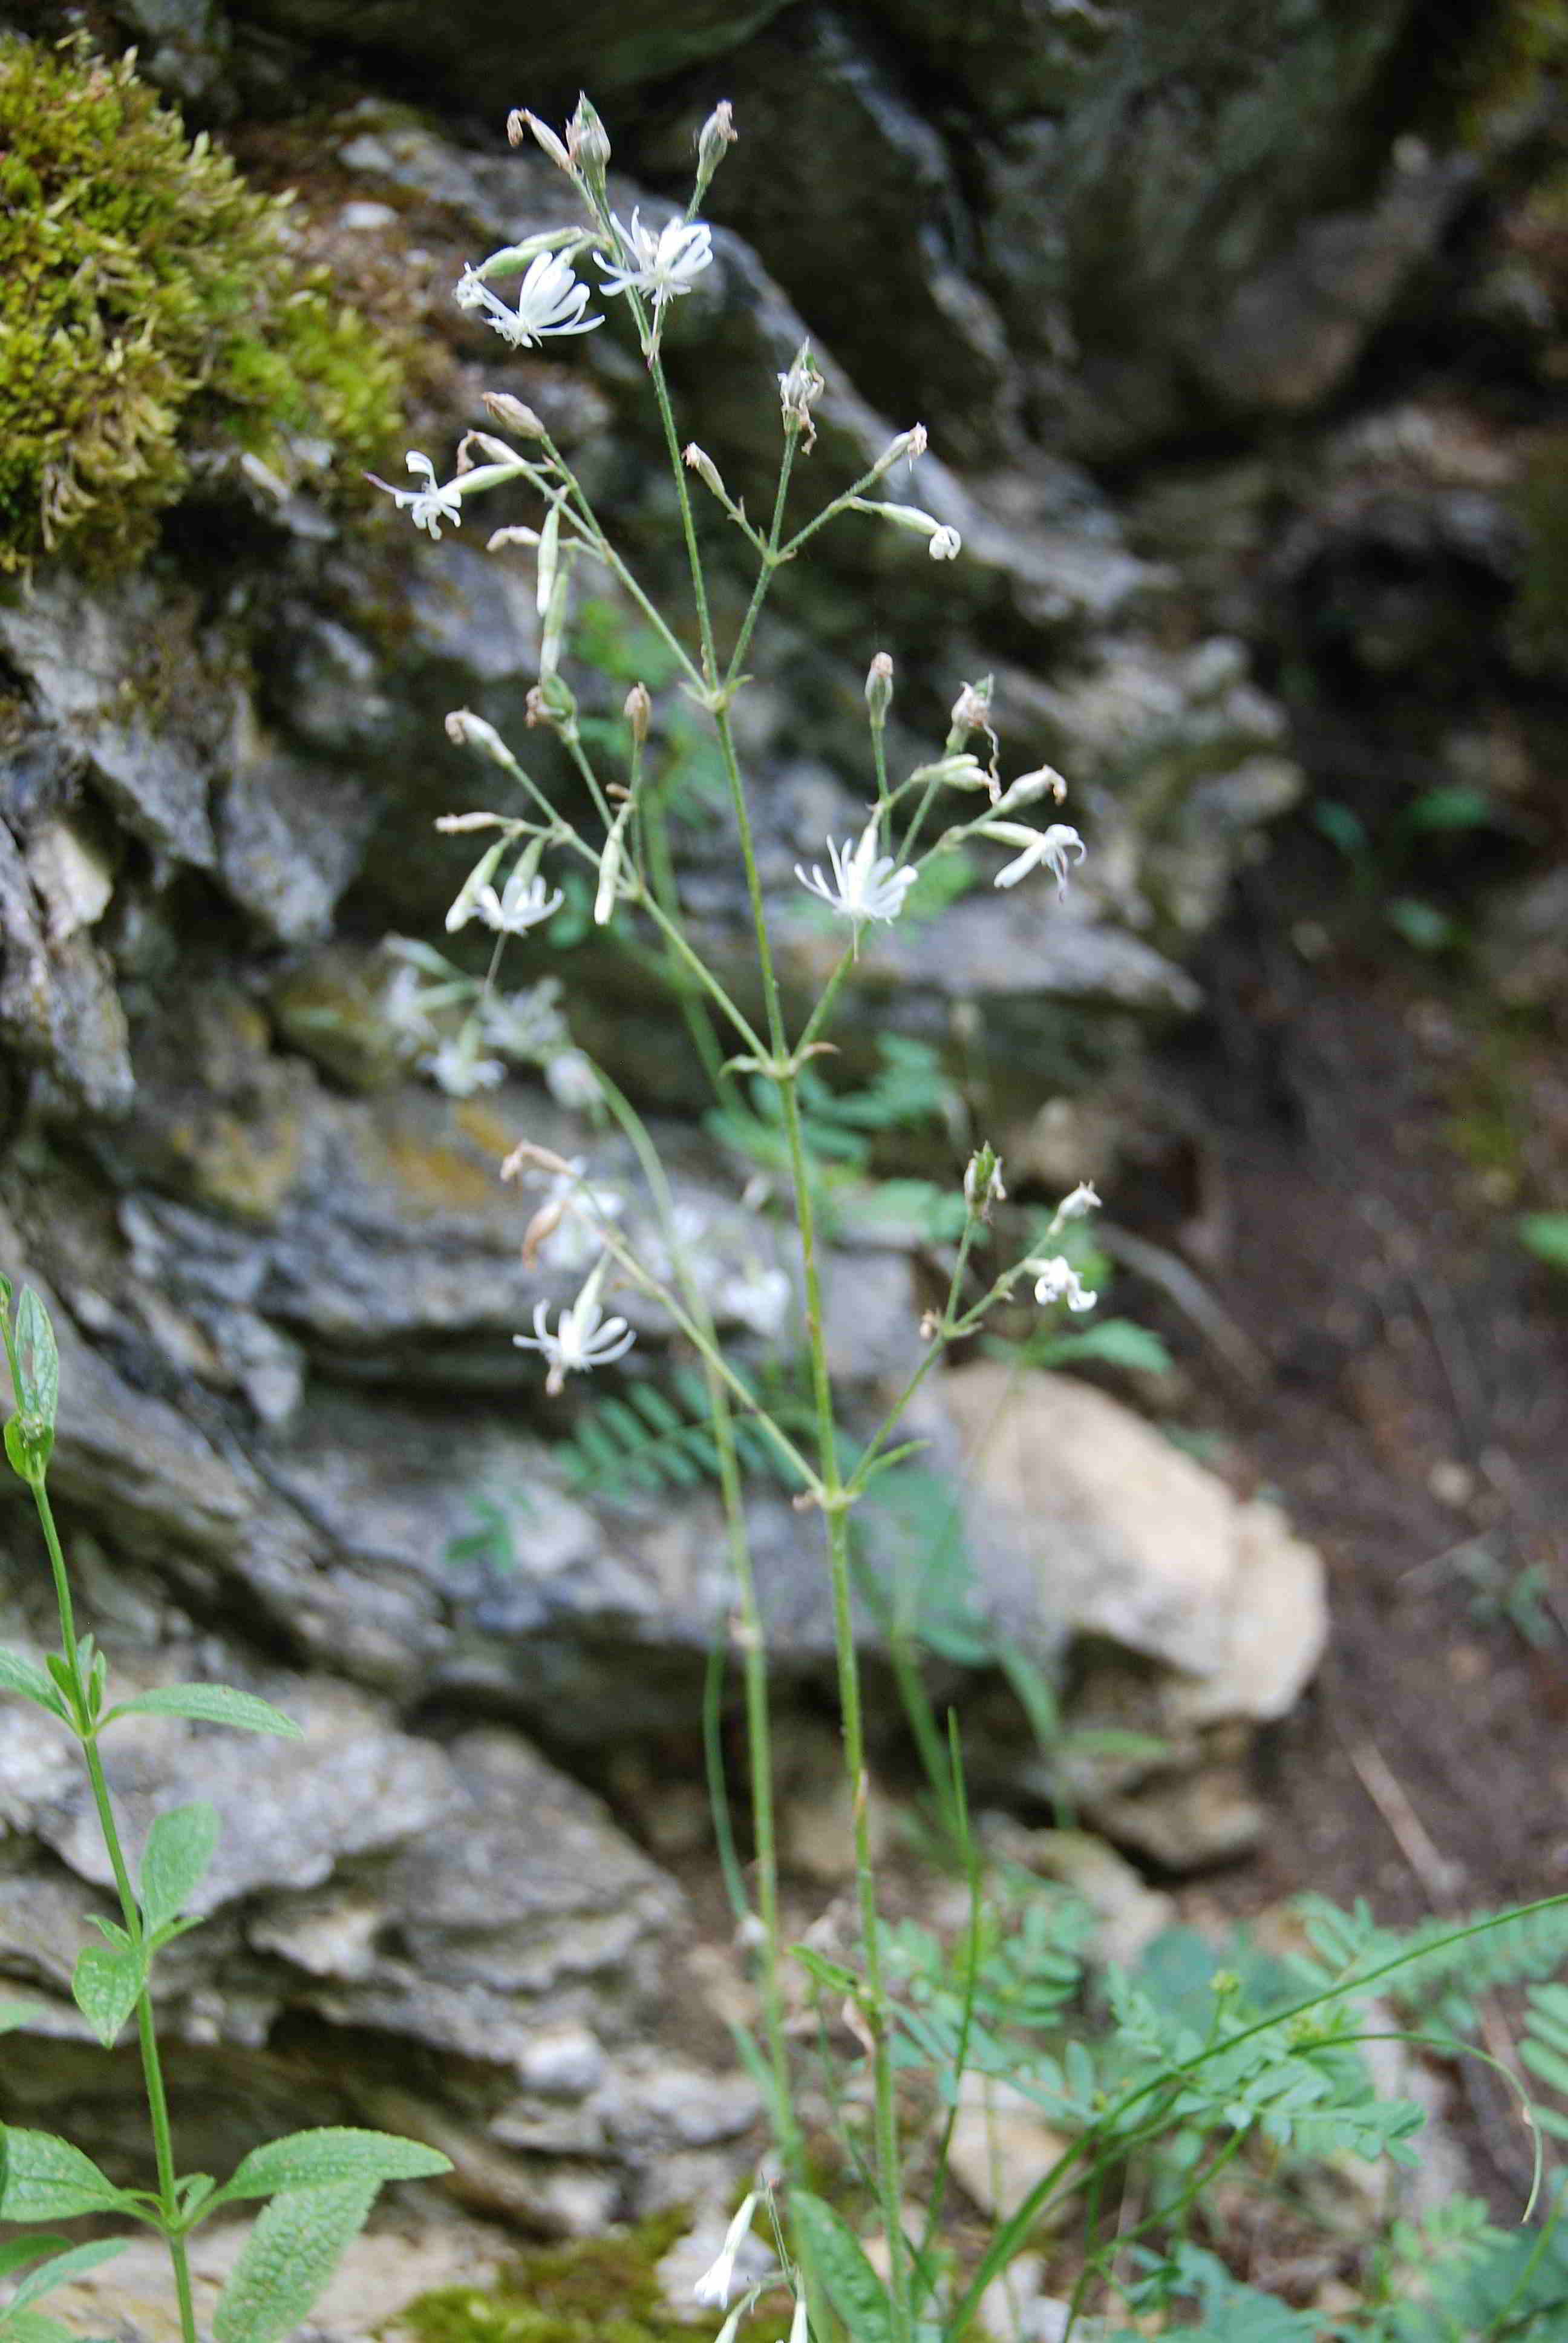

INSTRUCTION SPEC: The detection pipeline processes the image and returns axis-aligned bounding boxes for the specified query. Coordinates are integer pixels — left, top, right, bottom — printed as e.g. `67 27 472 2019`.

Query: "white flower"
928 525 961 560
472 871 564 936
982 821 1087 898
730 1263 791 1339
461 252 603 347
596 208 714 306
850 497 960 560
423 1035 505 1096
546 1049 602 1111
692 2192 759 2311
514 1259 636 1395
1028 1254 1097 1312
480 978 569 1060
366 450 463 539
383 965 436 1041
795 821 918 931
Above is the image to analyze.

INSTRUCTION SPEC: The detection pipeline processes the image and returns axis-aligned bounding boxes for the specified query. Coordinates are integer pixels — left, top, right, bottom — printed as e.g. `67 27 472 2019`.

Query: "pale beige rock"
947 2071 1077 2224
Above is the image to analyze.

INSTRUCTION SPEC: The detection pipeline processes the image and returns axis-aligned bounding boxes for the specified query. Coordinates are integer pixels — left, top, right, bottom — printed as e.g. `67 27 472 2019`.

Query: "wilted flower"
513 1257 636 1394
597 209 714 306
458 252 603 347
981 821 1086 898
995 764 1068 814
1050 1179 1102 1228
365 451 463 540
445 709 512 764
779 343 825 448
865 651 894 727
1028 1254 1097 1312
472 871 564 936
692 2192 760 2311
795 821 918 934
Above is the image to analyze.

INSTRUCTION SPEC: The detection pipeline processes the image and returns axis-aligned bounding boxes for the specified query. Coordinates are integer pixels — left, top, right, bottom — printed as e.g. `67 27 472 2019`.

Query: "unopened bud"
695 99 737 199
536 500 561 619
871 422 928 479
995 764 1068 814
851 498 960 560
445 836 509 932
445 709 511 765
779 342 825 452
514 108 570 170
624 682 652 745
567 94 611 193
483 392 547 441
865 652 894 729
684 443 727 500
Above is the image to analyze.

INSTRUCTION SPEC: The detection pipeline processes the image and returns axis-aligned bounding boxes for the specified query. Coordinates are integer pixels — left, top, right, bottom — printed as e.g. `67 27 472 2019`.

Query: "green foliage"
402 2209 697 2343
557 1363 815 1502
707 1034 956 1199
0 34 403 575
1520 1211 1568 1277
1292 1889 1568 2038
1310 784 1503 954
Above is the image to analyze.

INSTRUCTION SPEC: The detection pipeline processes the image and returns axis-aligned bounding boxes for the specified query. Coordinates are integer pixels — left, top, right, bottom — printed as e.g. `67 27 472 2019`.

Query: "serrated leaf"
13 1292 58 1432
139 1803 219 1933
103 1685 301 1738
212 2180 379 2343
71 1942 145 2050
8 2239 128 2313
0 2132 123 2222
218 2126 451 2203
792 2192 895 2343
0 1650 66 1719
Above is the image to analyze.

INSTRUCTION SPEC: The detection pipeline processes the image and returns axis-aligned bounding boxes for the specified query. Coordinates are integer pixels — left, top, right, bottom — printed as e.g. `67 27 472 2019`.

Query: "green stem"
30 1475 199 2343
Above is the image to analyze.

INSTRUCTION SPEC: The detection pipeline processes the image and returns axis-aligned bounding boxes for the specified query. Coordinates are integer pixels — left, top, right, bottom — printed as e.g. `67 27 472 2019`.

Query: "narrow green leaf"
792 2192 896 2343
212 2180 379 2343
218 2126 451 2203
139 1803 220 1933
103 1685 302 1739
0 2132 123 2222
71 1943 146 2051
0 2311 79 2343
0 2240 71 2283
0 1651 66 1720
8 2239 128 2313
13 1292 58 1432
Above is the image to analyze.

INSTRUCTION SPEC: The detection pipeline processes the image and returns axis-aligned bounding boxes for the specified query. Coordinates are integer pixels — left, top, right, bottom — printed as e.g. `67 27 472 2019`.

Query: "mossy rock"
403 2209 707 2343
0 32 403 576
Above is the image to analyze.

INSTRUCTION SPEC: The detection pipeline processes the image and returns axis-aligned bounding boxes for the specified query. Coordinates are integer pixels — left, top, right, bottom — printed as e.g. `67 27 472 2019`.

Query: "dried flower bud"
456 430 517 471
515 108 571 170
964 1144 1007 1222
483 392 547 440
950 677 993 737
778 342 825 451
683 443 727 500
567 94 611 194
694 99 737 200
865 651 894 729
624 682 652 744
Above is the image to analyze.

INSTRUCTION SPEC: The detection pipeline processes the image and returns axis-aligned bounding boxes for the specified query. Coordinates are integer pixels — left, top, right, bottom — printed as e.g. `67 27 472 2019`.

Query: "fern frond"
1293 1893 1568 2036
556 1366 815 1501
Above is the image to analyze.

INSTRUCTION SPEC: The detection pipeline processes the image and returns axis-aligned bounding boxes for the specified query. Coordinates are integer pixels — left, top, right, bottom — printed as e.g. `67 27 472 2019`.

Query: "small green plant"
0 34 403 575
1311 784 1504 954
0 1279 451 2343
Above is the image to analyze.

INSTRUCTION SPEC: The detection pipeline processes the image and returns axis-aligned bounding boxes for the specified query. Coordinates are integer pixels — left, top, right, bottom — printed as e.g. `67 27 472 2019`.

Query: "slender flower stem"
30 1474 200 2343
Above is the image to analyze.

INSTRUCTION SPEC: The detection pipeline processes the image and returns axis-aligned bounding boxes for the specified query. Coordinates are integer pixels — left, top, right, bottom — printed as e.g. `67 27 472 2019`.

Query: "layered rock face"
0 0 1561 2234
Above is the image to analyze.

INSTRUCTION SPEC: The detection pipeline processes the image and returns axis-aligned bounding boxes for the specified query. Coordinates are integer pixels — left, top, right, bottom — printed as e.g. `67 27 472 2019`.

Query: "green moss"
0 33 404 576
402 2210 705 2343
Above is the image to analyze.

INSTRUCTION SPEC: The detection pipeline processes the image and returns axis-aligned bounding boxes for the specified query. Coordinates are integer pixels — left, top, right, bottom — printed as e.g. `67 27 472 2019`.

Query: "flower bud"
850 498 960 561
445 837 509 932
536 500 561 618
483 392 548 440
514 108 570 170
870 422 928 479
694 99 737 201
683 443 727 500
778 342 825 451
445 708 511 764
624 682 652 744
950 677 993 738
567 94 612 195
995 763 1068 813
864 650 894 730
